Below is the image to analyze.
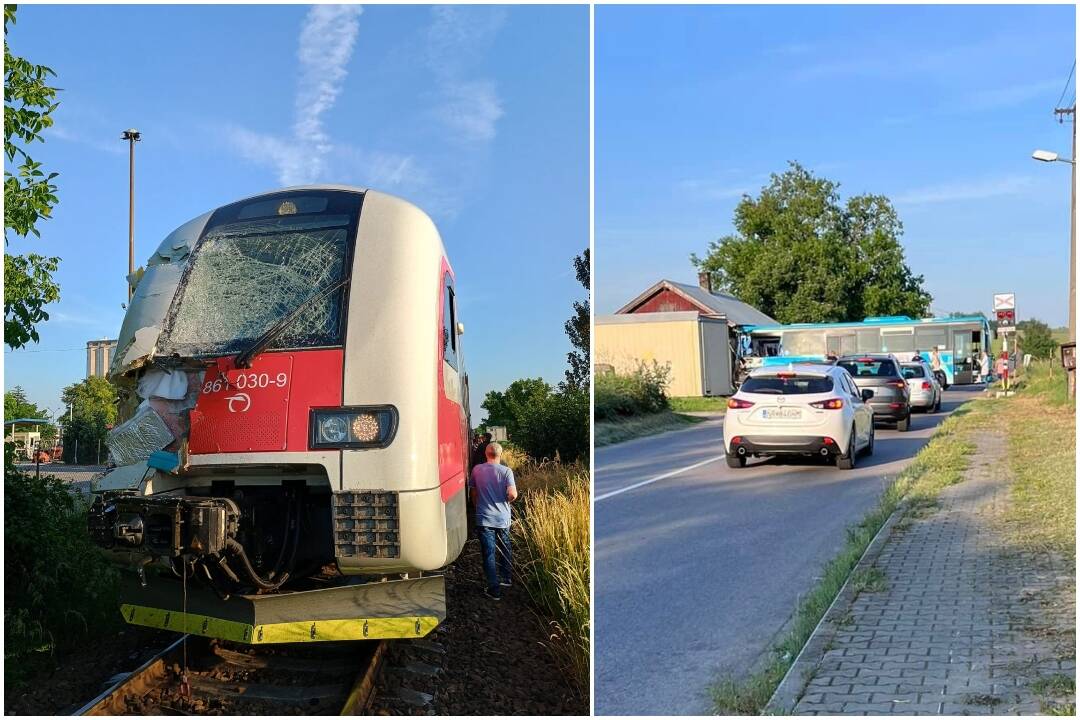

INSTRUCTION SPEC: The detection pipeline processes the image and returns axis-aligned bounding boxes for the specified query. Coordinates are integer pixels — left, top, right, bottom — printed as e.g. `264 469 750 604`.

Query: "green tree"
1018 318 1058 360
482 377 552 439
691 162 931 323
59 376 117 464
563 248 590 390
515 385 589 462
4 5 61 349
4 385 56 443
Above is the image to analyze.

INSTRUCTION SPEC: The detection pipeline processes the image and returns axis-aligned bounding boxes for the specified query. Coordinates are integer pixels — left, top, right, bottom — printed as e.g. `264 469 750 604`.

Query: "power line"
1056 61 1075 109
4 346 85 354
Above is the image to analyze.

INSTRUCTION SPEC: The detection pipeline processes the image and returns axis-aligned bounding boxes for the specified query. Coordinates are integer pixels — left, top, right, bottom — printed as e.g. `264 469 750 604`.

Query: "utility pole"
1054 106 1076 396
121 129 141 300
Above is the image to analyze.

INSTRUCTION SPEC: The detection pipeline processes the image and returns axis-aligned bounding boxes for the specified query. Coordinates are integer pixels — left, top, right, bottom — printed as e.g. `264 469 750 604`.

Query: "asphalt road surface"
593 385 983 715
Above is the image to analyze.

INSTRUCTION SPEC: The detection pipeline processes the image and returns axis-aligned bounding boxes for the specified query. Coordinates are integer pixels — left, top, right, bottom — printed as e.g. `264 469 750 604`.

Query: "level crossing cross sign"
993 293 1015 311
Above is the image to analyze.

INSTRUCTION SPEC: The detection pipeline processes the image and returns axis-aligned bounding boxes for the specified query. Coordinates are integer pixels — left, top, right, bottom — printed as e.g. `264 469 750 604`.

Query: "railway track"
74 635 386 715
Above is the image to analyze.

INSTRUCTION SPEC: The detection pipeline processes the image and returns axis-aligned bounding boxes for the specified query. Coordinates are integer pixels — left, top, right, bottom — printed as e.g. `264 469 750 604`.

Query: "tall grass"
1002 361 1075 558
512 461 590 697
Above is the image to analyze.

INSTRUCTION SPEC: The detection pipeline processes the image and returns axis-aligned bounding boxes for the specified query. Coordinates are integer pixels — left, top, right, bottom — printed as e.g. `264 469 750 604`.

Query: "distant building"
595 275 776 397
87 338 118 378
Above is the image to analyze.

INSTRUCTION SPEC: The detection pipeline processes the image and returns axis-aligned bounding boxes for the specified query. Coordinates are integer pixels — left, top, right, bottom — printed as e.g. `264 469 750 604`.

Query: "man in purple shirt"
468 442 518 600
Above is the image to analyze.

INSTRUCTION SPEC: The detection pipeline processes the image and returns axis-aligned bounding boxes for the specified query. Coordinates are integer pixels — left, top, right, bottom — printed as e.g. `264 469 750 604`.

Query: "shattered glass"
159 216 350 357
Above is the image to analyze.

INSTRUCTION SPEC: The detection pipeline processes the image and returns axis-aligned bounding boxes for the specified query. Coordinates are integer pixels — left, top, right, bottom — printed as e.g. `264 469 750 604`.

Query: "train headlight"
310 406 398 449
317 416 349 444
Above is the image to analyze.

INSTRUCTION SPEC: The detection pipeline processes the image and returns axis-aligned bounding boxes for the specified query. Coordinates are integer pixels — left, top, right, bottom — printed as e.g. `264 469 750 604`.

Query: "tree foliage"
59 376 117 464
4 385 56 442
563 248 590 390
1018 318 1058 360
481 380 588 462
5 442 120 687
482 378 552 440
4 5 61 349
691 162 931 324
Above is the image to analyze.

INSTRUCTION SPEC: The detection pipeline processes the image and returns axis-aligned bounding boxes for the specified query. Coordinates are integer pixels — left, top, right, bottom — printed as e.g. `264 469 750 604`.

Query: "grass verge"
512 461 590 698
595 411 705 447
710 403 982 714
668 396 730 414
1000 362 1075 559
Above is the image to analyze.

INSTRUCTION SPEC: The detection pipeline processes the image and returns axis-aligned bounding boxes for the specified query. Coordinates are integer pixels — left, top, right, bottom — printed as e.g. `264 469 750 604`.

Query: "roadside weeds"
594 410 706 447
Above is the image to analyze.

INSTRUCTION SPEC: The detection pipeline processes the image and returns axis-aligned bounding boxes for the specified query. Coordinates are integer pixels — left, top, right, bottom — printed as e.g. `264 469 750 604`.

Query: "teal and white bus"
741 315 992 386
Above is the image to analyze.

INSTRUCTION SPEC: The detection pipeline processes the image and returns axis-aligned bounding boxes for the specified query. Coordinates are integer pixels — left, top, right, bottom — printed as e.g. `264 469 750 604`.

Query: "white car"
900 360 942 413
723 364 875 471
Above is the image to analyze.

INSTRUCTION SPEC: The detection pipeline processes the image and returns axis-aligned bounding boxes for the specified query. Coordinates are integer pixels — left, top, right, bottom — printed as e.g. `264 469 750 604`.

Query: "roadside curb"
765 499 908 715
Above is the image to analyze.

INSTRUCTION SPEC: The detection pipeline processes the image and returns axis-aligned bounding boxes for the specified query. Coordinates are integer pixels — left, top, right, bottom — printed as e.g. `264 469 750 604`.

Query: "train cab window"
160 191 362 357
443 274 458 370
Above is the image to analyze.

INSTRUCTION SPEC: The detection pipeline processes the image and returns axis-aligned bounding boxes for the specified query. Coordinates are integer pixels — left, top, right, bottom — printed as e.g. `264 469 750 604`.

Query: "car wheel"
837 427 856 470
897 415 910 432
726 453 746 469
865 426 875 456
933 396 941 413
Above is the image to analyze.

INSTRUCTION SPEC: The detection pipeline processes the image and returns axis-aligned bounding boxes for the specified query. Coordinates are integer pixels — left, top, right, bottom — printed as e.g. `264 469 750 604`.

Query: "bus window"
856 329 880 353
915 327 946 352
882 329 914 353
783 329 825 356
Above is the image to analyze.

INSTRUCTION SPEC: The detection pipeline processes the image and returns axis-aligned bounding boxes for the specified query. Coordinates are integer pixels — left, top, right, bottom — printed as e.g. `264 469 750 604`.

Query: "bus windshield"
160 193 359 357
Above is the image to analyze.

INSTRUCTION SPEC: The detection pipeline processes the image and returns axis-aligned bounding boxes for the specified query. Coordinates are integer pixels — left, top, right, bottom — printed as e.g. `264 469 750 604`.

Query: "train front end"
89 188 469 643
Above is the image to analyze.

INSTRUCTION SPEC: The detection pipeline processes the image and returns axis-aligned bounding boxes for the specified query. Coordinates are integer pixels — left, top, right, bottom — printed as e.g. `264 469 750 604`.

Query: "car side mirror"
861 388 874 401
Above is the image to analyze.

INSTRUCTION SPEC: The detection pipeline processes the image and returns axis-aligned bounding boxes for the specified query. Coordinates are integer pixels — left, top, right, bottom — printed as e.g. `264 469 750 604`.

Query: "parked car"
723 363 875 470
836 353 912 431
900 360 942 413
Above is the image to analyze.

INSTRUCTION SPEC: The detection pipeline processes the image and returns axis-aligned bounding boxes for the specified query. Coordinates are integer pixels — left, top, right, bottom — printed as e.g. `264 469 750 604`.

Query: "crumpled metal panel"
110 212 211 377
106 405 175 467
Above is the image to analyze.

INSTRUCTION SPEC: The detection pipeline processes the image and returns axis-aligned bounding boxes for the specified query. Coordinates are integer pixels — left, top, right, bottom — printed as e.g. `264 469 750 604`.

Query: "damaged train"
88 187 471 643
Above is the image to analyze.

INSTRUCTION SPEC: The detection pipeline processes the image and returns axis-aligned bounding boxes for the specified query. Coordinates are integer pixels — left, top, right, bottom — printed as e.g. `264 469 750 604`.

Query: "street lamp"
120 129 141 301
1032 149 1074 164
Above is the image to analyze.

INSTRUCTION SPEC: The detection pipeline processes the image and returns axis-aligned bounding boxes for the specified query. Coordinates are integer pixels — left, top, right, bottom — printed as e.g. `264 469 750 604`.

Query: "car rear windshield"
901 365 926 379
838 359 899 378
741 374 834 394
159 191 362 357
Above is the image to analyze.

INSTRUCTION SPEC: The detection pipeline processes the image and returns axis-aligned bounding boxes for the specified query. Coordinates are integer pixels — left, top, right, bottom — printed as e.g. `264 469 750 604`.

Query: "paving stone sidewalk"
789 431 1075 715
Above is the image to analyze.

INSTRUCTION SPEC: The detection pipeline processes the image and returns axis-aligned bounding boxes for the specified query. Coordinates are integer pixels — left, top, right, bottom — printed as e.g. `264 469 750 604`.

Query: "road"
593 385 983 716
14 463 104 495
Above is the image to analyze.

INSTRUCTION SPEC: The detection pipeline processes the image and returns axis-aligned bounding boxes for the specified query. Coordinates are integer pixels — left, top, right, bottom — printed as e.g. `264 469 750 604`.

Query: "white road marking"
595 453 728 502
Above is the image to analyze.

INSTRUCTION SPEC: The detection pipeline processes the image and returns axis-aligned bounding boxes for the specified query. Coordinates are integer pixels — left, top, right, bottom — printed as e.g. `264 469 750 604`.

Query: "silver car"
900 361 941 413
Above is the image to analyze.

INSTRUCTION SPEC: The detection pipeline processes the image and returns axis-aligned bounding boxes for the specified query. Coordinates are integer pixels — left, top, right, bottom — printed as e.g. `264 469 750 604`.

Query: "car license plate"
762 407 802 420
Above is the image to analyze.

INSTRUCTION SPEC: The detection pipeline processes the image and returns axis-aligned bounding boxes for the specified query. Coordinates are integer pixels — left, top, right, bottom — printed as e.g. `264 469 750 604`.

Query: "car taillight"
890 380 907 390
921 381 931 390
810 398 844 410
728 398 755 409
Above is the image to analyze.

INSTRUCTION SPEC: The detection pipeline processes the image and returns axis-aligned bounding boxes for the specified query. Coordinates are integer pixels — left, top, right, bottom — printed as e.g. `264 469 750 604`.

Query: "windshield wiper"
235 276 350 368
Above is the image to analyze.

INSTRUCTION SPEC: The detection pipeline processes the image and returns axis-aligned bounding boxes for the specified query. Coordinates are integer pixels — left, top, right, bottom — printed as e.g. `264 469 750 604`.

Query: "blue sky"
596 5 1076 326
4 4 588 420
